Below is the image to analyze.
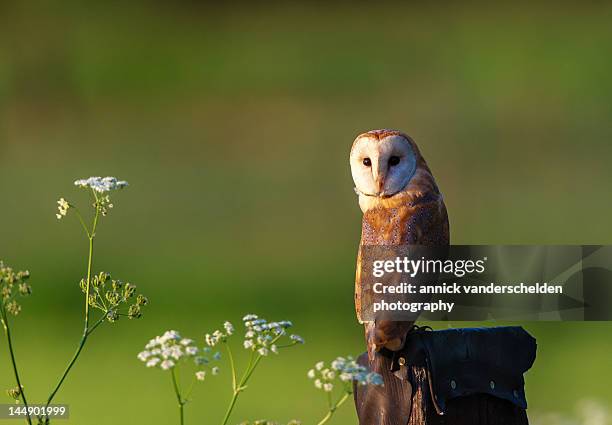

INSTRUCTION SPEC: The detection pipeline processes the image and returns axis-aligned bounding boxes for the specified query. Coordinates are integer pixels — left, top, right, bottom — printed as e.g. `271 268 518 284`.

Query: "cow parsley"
308 356 383 425
74 176 128 193
1 177 148 425
43 176 148 422
138 329 221 424
0 261 33 422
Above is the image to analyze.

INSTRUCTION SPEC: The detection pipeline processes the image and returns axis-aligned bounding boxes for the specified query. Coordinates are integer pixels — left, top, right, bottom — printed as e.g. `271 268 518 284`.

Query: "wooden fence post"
353 327 535 425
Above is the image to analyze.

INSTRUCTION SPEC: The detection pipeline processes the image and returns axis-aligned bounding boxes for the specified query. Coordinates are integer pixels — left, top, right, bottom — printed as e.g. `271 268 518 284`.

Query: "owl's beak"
375 176 385 196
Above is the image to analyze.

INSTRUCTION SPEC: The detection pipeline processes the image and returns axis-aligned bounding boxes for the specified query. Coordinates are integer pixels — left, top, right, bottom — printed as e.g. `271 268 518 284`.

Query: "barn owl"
350 129 449 360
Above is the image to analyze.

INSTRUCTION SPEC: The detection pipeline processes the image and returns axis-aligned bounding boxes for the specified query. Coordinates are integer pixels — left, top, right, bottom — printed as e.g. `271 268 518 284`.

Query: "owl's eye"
389 156 400 166
363 158 372 167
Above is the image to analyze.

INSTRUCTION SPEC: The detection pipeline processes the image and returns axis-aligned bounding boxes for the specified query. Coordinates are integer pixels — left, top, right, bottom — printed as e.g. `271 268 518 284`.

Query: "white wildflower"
195 371 206 381
146 358 160 367
160 360 175 370
205 333 216 346
211 367 220 376
331 358 345 370
74 176 128 193
309 356 384 392
140 330 220 375
161 330 181 343
56 197 70 219
367 372 384 386
290 334 304 344
169 346 183 360
223 321 234 335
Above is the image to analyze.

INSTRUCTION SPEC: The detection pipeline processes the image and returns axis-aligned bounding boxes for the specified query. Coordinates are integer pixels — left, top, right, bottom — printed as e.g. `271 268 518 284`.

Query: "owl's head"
350 129 418 199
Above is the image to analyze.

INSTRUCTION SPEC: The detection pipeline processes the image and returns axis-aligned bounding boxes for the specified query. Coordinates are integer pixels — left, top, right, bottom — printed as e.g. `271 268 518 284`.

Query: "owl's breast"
361 206 411 245
360 194 449 246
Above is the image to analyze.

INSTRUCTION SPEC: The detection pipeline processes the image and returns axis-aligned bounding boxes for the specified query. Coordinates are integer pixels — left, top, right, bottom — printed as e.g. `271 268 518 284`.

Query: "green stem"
220 333 287 425
44 314 105 410
85 315 106 337
238 355 263 386
1 307 32 425
84 194 100 330
220 351 253 425
84 236 94 330
72 208 91 239
224 343 237 391
316 392 351 425
220 390 239 425
44 206 100 422
221 348 269 425
171 368 185 425
183 377 197 402
45 333 86 406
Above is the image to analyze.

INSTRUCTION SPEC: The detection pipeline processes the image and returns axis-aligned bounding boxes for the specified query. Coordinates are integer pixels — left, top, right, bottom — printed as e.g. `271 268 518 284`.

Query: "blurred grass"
1 1 612 424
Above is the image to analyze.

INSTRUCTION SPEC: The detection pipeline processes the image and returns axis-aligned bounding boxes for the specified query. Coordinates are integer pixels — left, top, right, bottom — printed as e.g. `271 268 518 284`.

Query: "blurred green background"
1 2 612 424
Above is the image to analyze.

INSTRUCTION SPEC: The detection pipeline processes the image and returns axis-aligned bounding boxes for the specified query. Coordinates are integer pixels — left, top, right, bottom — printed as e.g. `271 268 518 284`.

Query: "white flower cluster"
138 330 220 381
204 321 235 347
56 198 70 219
74 176 128 193
242 314 304 356
307 356 383 392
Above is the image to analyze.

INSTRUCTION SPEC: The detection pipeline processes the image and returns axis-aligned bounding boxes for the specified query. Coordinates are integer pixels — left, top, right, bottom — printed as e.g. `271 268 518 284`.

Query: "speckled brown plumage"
351 130 449 358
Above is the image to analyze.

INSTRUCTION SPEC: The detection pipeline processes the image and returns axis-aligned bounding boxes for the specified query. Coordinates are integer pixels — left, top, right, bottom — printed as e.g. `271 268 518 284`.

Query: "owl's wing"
402 194 449 246
355 247 365 324
357 194 449 360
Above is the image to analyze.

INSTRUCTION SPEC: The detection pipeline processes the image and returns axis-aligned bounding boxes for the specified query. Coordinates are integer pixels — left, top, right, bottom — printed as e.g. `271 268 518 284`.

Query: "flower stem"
224 343 237 391
316 392 351 425
45 333 86 405
0 307 32 425
220 352 246 425
220 350 264 425
183 377 197 401
72 208 91 239
44 206 101 422
220 390 238 425
84 236 94 329
238 355 263 386
44 314 106 410
171 368 185 425
220 333 286 425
